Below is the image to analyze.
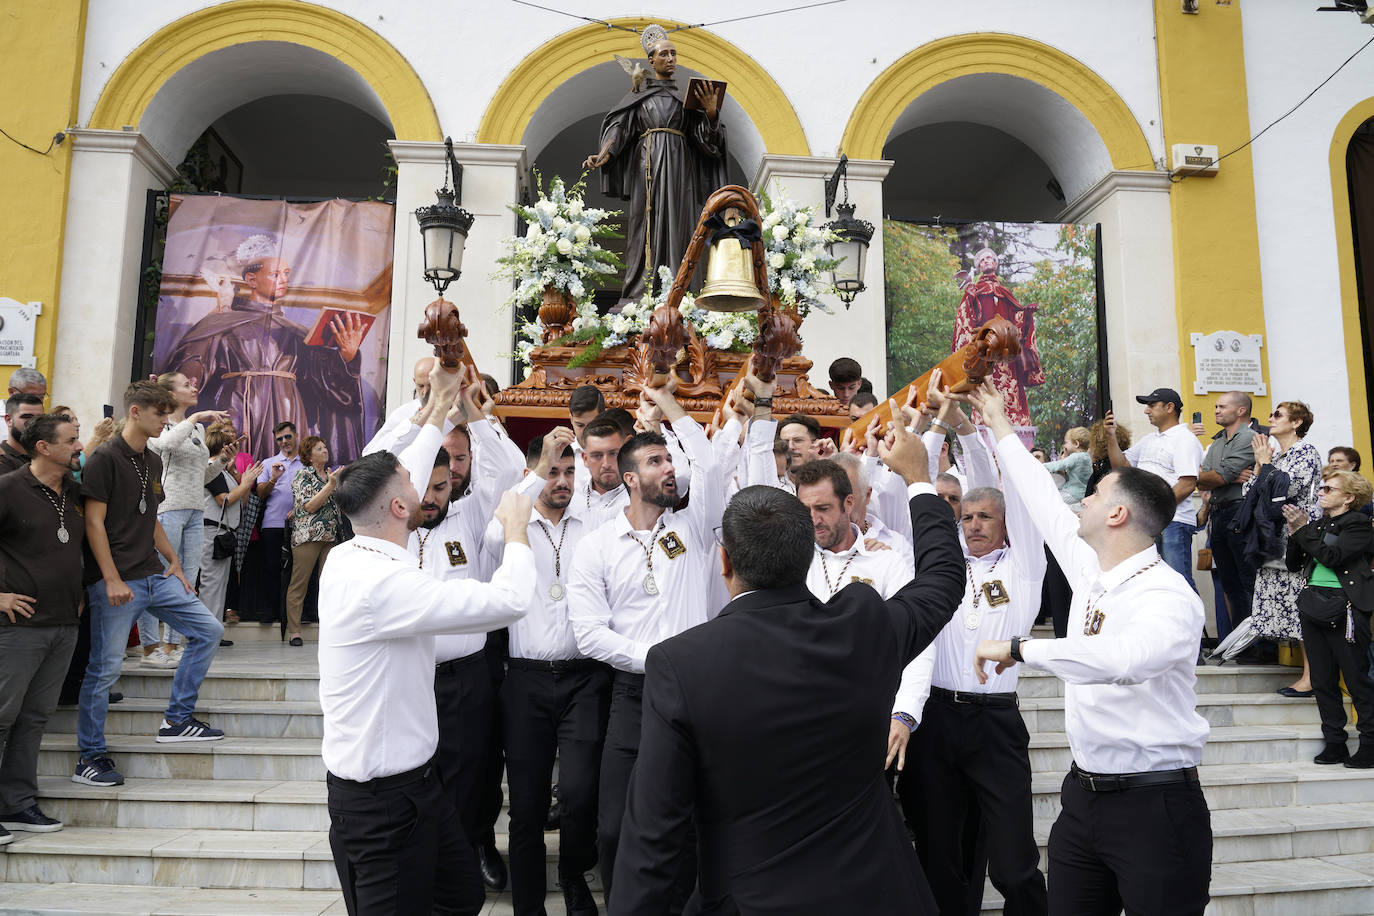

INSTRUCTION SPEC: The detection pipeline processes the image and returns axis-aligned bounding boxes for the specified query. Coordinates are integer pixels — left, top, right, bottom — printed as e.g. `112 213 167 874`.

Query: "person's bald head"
413 356 436 404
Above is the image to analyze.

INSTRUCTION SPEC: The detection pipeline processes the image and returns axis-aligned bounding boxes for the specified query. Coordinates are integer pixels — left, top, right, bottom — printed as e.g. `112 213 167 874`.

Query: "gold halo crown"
640 24 669 56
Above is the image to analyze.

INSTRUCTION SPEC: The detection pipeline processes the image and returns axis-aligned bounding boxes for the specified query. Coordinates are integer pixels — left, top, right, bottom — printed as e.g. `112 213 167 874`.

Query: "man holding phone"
1104 387 1204 591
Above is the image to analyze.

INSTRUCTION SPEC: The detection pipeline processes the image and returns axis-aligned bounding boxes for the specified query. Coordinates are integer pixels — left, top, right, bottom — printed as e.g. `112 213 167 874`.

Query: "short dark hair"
569 385 605 416
272 420 297 436
618 430 666 479
335 451 401 519
850 391 879 411
481 373 500 397
583 416 625 443
721 486 815 590
779 413 821 441
791 459 853 500
597 407 636 438
857 378 873 394
829 357 862 384
524 436 571 466
18 413 73 457
5 392 43 417
1330 446 1362 471
1104 467 1175 539
123 380 176 413
434 446 451 470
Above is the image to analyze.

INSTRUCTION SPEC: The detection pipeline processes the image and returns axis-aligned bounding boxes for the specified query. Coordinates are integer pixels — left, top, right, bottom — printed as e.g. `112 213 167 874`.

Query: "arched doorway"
1334 104 1374 463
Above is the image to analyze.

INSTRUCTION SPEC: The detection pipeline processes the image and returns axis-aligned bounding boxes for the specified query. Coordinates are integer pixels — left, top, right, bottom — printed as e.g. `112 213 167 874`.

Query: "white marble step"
114 668 320 703
0 882 345 915
49 698 324 739
38 734 326 782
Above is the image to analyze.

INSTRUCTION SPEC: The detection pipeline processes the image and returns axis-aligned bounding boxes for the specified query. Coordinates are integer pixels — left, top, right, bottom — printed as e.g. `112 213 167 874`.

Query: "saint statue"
164 234 369 462
583 24 728 304
951 247 1045 430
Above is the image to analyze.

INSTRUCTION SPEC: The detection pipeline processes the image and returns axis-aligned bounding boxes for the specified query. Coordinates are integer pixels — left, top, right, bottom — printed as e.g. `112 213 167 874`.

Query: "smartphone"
1192 411 1202 425
102 404 114 419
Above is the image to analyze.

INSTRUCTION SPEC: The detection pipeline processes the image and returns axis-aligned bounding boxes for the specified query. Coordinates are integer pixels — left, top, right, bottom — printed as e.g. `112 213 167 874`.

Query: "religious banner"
883 220 1104 451
151 195 393 465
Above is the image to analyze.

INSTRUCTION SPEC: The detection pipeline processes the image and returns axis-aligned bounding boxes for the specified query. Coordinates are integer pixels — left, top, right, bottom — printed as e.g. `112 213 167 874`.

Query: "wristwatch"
1009 635 1032 663
754 397 774 407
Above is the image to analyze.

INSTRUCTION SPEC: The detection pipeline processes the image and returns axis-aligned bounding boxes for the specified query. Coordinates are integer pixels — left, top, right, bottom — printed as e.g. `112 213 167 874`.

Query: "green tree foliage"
884 221 1100 452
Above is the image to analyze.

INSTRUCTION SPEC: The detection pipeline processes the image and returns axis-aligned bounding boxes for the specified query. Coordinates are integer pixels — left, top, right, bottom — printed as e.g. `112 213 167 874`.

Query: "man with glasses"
249 421 304 627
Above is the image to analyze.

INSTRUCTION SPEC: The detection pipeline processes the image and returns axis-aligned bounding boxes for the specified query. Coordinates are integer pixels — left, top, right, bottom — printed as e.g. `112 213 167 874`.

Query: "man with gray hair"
0 368 46 445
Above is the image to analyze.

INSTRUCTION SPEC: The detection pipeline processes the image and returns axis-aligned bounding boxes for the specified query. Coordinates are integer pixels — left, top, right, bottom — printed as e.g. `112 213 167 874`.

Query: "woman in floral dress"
1246 401 1322 695
286 435 342 646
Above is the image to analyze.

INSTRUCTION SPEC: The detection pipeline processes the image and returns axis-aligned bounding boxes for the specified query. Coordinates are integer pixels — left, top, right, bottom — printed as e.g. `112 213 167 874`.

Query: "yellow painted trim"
89 0 440 141
1330 99 1374 464
476 17 808 155
840 33 1153 167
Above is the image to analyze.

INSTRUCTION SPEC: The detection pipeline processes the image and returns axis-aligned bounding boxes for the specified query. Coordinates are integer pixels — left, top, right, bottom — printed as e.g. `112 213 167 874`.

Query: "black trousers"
242 526 288 623
1300 602 1374 745
1208 502 1256 635
598 671 696 912
59 602 91 704
1049 771 1211 916
1038 547 1072 639
502 660 611 915
899 696 1047 916
435 652 502 848
327 761 483 916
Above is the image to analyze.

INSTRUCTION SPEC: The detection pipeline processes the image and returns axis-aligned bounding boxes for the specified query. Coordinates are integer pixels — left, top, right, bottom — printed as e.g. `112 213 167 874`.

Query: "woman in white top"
200 420 263 627
136 372 227 665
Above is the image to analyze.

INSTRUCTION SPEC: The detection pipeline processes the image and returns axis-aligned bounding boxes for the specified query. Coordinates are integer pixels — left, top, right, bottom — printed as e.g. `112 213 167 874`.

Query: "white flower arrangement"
757 189 842 318
492 174 622 313
512 266 759 370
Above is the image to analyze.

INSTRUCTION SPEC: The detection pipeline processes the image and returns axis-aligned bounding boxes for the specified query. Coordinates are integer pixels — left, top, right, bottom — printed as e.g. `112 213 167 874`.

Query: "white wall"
1240 4 1374 456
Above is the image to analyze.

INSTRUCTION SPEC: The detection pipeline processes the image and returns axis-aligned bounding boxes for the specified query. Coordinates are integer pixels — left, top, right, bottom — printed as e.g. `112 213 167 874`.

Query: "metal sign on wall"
1190 330 1265 396
0 297 42 369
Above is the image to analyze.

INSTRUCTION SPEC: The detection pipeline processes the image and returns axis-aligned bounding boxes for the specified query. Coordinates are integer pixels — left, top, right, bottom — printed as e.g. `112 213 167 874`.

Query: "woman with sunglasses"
1283 468 1374 768
1245 402 1322 696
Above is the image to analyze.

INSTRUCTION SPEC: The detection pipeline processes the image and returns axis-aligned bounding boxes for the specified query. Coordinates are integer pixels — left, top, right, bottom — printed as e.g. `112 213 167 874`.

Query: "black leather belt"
327 758 433 793
931 686 1019 708
435 649 485 676
507 657 601 673
1071 763 1200 792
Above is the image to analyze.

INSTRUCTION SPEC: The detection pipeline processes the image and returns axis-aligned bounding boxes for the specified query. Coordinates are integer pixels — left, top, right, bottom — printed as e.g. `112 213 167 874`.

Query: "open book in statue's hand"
304 308 375 349
684 78 726 112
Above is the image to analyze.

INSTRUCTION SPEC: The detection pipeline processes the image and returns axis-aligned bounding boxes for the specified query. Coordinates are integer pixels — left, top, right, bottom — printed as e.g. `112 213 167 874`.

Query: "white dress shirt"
742 418 796 494
484 505 588 661
1123 424 1204 526
893 433 1046 718
363 397 421 456
568 415 723 674
861 514 913 569
318 535 533 782
995 432 1210 774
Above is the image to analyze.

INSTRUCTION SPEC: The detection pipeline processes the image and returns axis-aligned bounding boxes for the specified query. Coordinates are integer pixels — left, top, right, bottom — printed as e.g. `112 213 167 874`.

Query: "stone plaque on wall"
0 297 41 369
1190 330 1265 396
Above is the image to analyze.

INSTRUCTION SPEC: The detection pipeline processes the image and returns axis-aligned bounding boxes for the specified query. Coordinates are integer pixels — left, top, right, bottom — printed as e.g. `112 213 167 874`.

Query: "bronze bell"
696 236 767 313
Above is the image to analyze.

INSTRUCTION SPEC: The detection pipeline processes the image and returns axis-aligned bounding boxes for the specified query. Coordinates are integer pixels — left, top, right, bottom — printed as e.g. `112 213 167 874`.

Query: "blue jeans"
1159 521 1199 593
139 509 203 647
78 574 224 756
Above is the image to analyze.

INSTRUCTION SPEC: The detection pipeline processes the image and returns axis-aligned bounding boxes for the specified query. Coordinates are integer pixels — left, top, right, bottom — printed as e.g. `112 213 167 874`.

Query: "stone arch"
1330 97 1374 463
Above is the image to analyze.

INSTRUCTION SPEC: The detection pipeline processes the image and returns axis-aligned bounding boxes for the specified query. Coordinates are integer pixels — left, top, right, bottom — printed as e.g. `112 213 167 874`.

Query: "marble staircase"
2 627 1374 915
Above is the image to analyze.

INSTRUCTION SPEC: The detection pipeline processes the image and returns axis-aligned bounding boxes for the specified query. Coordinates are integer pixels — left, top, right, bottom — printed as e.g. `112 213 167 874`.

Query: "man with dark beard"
484 431 606 916
568 376 724 911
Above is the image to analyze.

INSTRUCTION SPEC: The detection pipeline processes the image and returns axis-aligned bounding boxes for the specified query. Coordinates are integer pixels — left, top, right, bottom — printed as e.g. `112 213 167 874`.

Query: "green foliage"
883 222 961 388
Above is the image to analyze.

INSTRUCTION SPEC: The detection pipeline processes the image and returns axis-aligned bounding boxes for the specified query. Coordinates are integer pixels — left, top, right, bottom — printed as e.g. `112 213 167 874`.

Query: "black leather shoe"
109 691 124 704
219 639 234 647
545 784 563 831
476 842 507 890
1315 742 1351 765
562 872 598 915
1346 744 1374 769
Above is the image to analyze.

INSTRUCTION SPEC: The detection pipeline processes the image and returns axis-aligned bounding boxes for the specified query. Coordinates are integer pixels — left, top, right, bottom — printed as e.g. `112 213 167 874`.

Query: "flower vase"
539 285 574 343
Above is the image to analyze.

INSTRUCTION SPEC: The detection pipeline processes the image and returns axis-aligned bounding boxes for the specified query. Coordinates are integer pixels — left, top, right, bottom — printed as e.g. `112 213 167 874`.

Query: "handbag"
1297 585 1349 627
1196 547 1212 571
210 489 236 560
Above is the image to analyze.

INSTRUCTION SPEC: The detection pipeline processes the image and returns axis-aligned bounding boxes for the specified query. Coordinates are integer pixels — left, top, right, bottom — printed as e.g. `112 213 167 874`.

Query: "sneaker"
0 805 64 833
0 825 11 846
1315 742 1351 765
141 648 179 669
157 716 224 743
72 755 125 786
125 645 143 659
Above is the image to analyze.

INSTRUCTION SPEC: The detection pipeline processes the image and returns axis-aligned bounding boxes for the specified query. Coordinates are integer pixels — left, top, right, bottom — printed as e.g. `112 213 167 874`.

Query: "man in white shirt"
484 433 605 916
567 376 723 910
794 459 913 602
361 356 434 456
319 432 534 916
889 391 1048 916
570 415 630 530
834 452 913 568
1106 386 1204 591
971 382 1212 916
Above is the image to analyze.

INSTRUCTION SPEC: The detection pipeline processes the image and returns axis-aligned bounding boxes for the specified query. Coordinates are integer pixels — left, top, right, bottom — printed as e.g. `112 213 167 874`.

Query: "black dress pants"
1300 602 1374 745
1038 547 1072 639
435 651 501 851
899 695 1047 916
1049 771 1211 916
244 526 288 624
502 660 611 915
598 671 696 912
327 761 483 916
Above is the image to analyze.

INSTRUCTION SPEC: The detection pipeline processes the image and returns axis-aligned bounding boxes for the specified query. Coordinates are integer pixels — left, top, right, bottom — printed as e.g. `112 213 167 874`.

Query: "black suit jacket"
1286 510 1374 611
610 492 965 916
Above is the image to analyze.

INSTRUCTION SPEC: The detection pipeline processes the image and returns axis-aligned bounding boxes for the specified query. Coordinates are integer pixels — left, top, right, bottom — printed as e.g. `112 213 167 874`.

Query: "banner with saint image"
151 195 393 465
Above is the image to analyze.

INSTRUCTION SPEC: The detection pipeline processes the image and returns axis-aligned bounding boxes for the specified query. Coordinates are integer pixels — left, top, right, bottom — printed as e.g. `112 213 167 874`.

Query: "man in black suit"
611 412 965 915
